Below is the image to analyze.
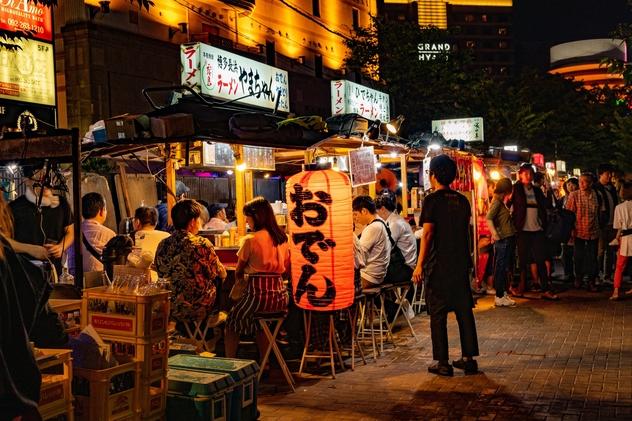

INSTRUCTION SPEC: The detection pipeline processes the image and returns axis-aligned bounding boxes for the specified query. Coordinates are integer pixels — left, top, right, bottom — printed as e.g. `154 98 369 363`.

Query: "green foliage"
610 113 632 172
82 158 114 176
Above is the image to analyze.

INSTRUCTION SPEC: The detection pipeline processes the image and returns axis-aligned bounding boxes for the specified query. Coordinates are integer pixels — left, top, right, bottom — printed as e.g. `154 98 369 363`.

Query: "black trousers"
574 238 598 283
430 305 479 361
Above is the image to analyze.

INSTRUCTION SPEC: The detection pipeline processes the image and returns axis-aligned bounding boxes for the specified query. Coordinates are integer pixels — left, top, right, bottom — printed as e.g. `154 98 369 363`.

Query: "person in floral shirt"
155 199 226 325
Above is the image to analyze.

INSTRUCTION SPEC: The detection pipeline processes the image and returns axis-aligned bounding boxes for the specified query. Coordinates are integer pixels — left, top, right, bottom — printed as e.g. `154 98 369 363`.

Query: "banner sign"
348 146 376 187
0 38 55 106
181 42 290 112
202 142 275 170
0 0 53 42
331 80 390 122
431 117 484 142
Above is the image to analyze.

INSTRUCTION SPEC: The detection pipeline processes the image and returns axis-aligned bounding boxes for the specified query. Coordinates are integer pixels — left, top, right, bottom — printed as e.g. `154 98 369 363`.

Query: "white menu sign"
331 80 389 122
348 146 376 187
431 117 484 142
181 42 289 112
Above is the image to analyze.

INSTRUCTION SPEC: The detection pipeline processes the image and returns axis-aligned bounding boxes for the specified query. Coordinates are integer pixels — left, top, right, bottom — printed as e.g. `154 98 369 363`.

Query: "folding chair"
256 313 295 392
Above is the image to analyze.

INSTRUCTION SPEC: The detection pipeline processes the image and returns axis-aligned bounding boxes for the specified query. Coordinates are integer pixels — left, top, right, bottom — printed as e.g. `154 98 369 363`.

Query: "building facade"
54 0 376 133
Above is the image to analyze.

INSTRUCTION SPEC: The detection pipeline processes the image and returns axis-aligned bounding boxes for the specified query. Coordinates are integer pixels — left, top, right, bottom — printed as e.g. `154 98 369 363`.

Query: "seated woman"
133 206 170 261
225 197 290 358
155 200 226 329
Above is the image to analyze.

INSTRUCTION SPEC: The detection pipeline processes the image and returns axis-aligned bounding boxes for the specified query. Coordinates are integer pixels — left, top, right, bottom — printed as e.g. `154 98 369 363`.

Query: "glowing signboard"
331 80 390 122
417 43 451 61
0 0 53 42
431 117 484 142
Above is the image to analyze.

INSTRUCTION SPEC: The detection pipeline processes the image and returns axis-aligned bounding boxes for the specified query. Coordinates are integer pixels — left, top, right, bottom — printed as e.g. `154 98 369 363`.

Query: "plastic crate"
168 355 258 421
167 369 235 421
73 360 140 421
139 375 167 418
82 287 169 339
38 349 73 418
101 333 168 380
41 402 73 421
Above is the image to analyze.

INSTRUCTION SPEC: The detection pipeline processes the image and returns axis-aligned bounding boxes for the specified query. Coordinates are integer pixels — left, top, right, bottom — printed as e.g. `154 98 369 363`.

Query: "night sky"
514 0 632 70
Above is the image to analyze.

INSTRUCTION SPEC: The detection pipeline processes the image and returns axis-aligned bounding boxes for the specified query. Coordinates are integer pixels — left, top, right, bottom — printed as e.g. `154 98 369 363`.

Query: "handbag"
371 219 410 285
229 275 248 302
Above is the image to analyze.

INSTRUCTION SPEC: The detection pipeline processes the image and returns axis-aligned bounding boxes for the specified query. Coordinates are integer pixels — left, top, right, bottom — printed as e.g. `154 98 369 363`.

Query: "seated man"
204 204 231 231
353 196 391 289
155 199 227 327
68 192 115 275
133 206 170 261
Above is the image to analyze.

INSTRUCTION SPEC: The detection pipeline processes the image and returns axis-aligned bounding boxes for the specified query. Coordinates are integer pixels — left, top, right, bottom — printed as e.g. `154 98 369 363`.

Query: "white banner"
181 43 289 112
331 80 389 122
431 117 484 142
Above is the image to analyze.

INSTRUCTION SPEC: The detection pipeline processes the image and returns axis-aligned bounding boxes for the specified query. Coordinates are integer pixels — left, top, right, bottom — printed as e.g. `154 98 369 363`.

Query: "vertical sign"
331 80 390 122
348 146 377 187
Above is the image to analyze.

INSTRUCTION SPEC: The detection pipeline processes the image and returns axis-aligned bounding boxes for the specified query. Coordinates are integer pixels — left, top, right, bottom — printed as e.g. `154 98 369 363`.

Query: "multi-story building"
378 0 513 76
53 0 376 133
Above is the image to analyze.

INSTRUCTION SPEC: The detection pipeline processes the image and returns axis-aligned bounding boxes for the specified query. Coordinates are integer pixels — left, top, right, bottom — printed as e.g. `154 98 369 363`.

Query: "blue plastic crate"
167 369 235 421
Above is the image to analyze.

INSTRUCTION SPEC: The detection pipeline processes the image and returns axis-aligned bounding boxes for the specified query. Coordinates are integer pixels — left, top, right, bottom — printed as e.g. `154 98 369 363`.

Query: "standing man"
68 193 116 275
594 165 619 284
352 196 391 289
566 173 601 291
509 163 558 300
413 155 479 377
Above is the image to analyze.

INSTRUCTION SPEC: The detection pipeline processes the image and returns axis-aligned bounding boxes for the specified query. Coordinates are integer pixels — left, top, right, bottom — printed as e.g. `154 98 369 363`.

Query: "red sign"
91 315 134 332
0 0 53 42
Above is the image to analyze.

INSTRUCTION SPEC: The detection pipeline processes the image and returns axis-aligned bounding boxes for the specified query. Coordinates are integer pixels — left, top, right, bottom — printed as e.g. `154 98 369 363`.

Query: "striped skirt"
227 273 289 336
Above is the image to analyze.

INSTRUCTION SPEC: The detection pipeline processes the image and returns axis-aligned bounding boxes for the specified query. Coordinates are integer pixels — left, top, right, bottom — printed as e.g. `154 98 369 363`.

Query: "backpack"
370 219 410 285
545 208 576 243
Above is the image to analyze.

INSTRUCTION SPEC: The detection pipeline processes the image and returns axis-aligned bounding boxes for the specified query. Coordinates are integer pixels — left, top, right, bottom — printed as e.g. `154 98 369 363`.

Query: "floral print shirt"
155 230 224 321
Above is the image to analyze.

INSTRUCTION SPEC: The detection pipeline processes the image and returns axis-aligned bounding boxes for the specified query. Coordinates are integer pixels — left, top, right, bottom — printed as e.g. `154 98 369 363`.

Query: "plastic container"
139 375 167 418
82 287 169 339
101 334 168 380
168 355 258 421
38 349 73 420
167 369 235 421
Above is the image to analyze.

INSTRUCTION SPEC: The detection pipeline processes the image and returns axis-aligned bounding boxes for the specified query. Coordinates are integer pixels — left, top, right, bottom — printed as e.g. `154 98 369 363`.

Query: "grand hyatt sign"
417 43 451 61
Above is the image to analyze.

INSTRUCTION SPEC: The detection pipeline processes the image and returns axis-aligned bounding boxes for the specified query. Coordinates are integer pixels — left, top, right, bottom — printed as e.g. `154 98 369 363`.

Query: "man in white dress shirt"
352 196 391 289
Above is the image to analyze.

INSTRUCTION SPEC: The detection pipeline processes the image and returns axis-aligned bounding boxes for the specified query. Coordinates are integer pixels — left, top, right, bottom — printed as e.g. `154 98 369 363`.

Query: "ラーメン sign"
181 42 290 112
0 39 55 106
331 80 390 122
431 117 484 142
417 43 451 61
0 0 53 42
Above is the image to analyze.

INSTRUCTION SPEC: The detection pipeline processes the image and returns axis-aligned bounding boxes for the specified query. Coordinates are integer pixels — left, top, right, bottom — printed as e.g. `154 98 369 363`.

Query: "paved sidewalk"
258 288 632 420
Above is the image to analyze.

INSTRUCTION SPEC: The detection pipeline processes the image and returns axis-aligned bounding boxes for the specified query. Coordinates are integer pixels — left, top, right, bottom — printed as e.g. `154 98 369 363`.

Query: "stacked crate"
81 286 170 420
38 349 74 421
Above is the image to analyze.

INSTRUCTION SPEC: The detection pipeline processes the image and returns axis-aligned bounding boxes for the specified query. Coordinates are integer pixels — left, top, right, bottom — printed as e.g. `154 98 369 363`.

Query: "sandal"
509 287 524 298
542 291 559 301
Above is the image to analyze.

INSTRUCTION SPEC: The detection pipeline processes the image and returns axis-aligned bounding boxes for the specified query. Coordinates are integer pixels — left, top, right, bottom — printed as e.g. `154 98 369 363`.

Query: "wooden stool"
183 311 227 352
256 312 295 392
412 281 426 314
344 301 366 370
357 287 383 360
299 311 346 379
383 283 417 339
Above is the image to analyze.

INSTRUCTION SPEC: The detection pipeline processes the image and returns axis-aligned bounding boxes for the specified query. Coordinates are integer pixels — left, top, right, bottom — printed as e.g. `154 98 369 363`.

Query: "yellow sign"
0 38 55 106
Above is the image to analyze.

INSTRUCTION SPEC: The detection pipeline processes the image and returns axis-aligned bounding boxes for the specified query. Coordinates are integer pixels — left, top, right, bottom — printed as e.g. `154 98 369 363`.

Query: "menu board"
348 146 376 187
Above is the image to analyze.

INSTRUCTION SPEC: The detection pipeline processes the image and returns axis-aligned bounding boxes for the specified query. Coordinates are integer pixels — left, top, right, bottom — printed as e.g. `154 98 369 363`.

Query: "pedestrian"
565 173 601 291
594 165 619 284
561 178 579 282
486 177 517 307
610 181 632 300
508 163 558 299
353 196 391 289
413 155 479 376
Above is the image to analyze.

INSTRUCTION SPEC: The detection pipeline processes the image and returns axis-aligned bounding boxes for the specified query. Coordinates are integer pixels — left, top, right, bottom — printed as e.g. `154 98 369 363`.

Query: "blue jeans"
493 236 516 298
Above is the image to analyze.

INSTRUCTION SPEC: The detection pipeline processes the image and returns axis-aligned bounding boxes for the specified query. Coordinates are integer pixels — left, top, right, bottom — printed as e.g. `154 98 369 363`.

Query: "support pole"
245 170 254 202
400 154 408 216
166 144 177 227
232 145 246 237
71 128 83 289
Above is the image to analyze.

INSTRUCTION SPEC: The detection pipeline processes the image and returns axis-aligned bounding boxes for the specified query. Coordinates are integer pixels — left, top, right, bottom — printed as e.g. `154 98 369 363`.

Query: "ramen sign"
0 0 53 42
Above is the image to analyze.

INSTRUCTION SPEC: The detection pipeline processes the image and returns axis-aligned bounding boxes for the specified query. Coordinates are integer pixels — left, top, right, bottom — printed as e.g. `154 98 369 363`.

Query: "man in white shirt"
352 196 391 289
204 204 232 231
133 206 170 261
68 192 115 275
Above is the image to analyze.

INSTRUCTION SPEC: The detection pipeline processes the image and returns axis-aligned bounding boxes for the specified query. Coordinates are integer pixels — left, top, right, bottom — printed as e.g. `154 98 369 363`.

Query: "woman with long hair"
224 197 290 359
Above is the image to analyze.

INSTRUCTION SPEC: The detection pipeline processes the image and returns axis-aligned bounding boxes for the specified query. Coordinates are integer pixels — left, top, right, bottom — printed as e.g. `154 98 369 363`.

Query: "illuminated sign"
331 80 390 122
417 43 451 61
0 0 53 42
0 38 55 106
431 117 484 142
181 42 290 112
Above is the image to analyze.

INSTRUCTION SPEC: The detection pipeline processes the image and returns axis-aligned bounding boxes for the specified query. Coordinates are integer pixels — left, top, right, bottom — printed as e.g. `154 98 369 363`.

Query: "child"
611 181 632 300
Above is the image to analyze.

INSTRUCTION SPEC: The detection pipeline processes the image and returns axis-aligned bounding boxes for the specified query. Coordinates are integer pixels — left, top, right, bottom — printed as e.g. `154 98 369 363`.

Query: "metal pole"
71 128 83 289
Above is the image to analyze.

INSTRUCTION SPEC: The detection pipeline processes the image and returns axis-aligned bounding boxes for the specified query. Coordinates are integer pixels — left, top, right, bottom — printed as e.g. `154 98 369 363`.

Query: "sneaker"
495 295 516 307
486 288 497 296
503 293 516 305
428 362 454 377
452 358 479 375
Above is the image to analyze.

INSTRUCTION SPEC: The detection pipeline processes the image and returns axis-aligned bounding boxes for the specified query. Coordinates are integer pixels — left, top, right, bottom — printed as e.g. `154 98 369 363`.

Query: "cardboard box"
105 114 150 140
150 113 194 138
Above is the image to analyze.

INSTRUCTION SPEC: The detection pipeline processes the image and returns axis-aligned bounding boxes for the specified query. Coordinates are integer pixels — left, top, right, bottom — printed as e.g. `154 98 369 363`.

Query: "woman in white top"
611 181 632 300
224 197 290 358
133 207 170 261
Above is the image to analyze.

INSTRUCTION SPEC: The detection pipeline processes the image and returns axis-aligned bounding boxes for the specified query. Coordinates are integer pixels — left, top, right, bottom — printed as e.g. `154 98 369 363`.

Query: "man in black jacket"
509 163 558 300
594 165 619 283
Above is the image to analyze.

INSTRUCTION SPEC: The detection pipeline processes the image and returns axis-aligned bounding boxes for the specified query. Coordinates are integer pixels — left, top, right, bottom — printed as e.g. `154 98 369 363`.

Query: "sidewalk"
259 288 632 420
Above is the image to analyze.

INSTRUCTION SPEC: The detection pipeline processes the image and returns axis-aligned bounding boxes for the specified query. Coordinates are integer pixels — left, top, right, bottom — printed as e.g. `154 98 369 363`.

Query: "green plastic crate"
168 355 259 421
167 369 235 421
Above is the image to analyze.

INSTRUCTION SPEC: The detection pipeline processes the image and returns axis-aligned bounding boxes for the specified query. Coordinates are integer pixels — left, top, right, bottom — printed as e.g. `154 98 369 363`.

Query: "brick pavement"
258 287 632 420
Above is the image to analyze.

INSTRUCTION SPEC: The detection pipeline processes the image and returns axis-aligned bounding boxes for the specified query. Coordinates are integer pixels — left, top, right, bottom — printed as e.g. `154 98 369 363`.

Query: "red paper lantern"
286 168 355 311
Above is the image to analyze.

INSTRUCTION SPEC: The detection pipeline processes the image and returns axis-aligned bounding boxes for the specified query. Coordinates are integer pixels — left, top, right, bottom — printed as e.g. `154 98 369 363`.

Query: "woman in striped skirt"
225 197 290 358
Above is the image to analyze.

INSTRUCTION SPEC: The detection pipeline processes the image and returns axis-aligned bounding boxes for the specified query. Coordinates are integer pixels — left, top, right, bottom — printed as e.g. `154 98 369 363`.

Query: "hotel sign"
417 43 451 61
331 80 390 122
0 39 55 106
432 117 484 142
181 42 290 112
0 0 53 42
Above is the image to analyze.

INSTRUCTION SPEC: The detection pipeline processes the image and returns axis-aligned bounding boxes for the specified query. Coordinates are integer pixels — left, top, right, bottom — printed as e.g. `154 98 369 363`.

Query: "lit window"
498 27 508 36
481 14 488 22
465 14 475 23
466 40 476 49
498 41 508 49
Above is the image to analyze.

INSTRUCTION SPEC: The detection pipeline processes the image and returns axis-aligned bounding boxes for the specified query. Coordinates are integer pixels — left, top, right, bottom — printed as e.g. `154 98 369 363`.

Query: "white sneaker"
486 288 497 296
495 295 516 307
503 293 516 305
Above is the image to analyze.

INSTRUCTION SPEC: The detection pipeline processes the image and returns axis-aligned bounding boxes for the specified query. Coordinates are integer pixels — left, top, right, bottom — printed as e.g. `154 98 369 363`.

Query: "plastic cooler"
168 355 259 421
167 369 235 421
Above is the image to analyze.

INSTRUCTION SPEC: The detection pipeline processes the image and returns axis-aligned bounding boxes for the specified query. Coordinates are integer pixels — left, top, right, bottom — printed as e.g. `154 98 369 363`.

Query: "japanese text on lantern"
289 184 336 307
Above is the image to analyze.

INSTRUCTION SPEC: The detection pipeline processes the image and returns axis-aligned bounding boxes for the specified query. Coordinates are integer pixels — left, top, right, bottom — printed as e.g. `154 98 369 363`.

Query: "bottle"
59 267 74 285
221 231 230 247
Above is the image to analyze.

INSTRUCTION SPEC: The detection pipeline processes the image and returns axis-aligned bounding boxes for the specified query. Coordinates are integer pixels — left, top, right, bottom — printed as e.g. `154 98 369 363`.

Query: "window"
315 55 323 78
498 27 508 36
352 8 359 30
464 14 475 23
312 0 320 17
266 41 276 66
498 40 508 49
481 14 488 23
466 40 476 49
